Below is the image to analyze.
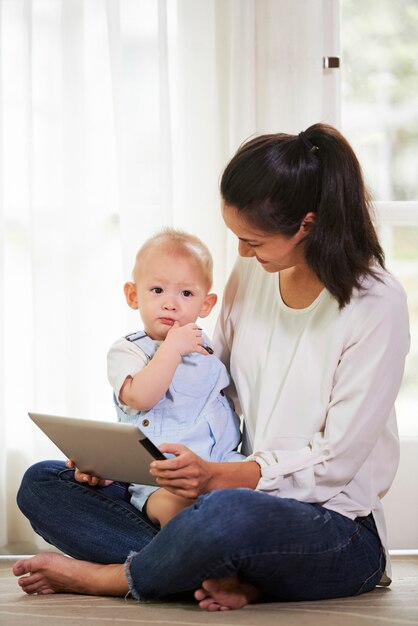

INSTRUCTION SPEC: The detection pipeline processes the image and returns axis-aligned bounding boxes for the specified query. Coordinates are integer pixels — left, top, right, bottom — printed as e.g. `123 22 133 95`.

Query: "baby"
107 228 243 527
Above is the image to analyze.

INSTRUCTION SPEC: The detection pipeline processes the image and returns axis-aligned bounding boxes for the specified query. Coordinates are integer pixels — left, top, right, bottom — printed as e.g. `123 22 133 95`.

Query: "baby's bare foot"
13 552 128 596
194 576 261 611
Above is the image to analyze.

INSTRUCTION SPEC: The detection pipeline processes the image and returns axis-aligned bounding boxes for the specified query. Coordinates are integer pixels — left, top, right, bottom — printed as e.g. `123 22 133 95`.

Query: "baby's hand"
165 322 209 357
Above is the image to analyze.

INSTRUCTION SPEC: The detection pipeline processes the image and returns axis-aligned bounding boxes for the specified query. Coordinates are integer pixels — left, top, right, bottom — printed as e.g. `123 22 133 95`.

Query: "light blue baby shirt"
111 331 244 511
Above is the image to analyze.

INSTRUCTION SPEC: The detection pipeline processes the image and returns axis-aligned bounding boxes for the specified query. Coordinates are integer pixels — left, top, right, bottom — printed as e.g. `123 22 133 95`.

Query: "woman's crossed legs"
13 463 385 610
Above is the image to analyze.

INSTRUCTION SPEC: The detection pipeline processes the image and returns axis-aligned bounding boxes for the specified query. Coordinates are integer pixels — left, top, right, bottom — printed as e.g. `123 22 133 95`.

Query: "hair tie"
299 131 319 154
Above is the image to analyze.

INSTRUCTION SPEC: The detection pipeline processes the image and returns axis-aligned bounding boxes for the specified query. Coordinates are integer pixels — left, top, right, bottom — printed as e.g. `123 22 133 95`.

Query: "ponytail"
303 124 384 307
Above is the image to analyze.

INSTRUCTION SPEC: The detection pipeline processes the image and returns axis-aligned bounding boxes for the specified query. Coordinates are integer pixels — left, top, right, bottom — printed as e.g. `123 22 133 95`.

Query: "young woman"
14 123 409 611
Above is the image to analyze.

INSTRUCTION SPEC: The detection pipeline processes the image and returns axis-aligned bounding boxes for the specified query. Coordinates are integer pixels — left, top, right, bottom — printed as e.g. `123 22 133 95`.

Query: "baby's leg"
145 488 195 527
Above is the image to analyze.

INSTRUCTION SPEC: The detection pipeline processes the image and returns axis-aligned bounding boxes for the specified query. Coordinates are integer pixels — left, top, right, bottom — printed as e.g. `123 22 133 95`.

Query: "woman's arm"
212 262 409 505
246 275 410 502
149 443 261 498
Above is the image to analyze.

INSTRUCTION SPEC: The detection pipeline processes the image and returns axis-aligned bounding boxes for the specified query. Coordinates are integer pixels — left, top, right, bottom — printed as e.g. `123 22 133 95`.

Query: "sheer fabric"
0 0 325 549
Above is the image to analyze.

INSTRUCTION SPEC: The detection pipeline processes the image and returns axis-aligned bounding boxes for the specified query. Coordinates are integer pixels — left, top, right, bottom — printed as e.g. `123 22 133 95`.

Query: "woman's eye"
240 239 259 248
181 290 193 297
151 287 163 294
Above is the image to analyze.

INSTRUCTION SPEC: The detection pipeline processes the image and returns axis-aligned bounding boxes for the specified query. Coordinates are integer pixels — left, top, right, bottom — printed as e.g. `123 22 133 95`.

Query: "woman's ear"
124 282 139 310
198 293 218 319
300 212 316 233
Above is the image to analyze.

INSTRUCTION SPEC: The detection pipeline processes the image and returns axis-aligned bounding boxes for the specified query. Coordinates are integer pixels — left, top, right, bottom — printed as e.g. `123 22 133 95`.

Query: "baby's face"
133 251 211 340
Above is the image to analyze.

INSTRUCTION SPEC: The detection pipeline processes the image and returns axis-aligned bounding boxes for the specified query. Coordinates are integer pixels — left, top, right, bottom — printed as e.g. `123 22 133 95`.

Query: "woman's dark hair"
220 123 385 308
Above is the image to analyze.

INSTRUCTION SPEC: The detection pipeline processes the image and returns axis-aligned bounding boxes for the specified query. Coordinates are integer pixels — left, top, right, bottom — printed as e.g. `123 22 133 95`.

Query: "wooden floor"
1 555 417 626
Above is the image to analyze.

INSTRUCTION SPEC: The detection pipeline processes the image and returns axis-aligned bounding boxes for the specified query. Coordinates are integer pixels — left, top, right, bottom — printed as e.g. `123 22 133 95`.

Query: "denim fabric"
129 489 385 601
17 461 385 601
114 331 244 510
17 461 158 563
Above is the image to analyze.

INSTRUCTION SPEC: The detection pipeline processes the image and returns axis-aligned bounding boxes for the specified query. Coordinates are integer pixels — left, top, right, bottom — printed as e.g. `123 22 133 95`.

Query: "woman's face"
222 202 310 273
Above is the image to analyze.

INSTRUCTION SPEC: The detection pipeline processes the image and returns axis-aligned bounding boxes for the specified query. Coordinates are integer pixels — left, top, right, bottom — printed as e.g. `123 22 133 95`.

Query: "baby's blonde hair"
133 228 213 290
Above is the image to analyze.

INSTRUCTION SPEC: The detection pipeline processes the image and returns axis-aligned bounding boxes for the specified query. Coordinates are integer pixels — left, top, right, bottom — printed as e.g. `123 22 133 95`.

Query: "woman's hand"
65 459 114 488
149 444 213 499
150 445 261 498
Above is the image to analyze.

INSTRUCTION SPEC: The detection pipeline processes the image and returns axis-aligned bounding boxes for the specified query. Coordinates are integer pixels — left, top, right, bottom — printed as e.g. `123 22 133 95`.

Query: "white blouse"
213 257 410 579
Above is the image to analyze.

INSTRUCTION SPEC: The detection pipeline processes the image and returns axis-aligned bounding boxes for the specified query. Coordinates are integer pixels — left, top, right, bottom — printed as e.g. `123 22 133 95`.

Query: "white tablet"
28 412 166 485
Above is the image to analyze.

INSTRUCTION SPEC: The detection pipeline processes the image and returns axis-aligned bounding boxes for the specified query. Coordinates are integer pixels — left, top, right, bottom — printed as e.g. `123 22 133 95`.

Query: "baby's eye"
151 287 163 294
181 290 193 297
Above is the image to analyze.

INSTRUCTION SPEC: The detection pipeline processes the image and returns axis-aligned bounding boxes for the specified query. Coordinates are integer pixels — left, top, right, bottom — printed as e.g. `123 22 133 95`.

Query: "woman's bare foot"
13 552 129 596
194 576 261 611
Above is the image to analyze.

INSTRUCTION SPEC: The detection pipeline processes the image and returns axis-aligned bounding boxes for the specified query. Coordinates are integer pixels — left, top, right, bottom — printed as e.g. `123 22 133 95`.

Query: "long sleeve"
212 259 243 417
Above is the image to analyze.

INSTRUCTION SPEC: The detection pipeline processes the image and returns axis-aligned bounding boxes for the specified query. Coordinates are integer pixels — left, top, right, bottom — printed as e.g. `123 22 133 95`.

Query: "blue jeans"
17 460 385 602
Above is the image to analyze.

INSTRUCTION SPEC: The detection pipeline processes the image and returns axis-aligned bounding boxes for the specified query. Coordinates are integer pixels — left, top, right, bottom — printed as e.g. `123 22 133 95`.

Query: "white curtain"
0 0 327 552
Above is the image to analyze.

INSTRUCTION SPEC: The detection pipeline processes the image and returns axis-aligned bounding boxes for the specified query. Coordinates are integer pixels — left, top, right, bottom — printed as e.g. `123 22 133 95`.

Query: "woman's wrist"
208 459 261 491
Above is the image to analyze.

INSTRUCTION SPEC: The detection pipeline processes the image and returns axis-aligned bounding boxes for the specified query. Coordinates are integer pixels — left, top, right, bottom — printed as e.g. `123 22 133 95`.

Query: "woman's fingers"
150 456 202 480
157 443 191 457
150 457 198 476
66 459 112 487
149 445 211 497
151 444 198 471
153 480 201 499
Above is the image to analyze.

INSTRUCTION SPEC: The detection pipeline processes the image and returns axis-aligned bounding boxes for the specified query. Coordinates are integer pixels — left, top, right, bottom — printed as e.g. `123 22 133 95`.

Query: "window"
341 0 418 436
